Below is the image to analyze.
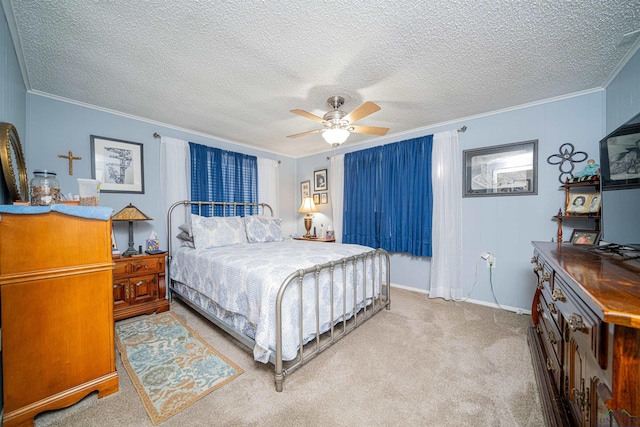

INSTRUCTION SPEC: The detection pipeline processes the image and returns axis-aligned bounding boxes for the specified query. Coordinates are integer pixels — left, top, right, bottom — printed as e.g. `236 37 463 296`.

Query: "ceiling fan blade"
343 101 381 124
290 109 326 124
287 129 322 138
350 125 389 136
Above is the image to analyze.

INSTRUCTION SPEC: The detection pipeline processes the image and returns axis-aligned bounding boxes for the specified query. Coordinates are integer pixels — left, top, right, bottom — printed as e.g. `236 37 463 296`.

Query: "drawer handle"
568 313 585 332
530 256 538 264
547 302 557 315
533 263 543 272
536 302 542 313
546 357 556 372
135 280 144 287
548 330 557 345
551 288 566 302
572 383 588 412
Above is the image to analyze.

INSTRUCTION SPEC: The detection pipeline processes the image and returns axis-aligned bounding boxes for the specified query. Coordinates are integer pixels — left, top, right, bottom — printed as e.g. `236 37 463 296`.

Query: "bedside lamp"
297 197 319 238
112 203 152 257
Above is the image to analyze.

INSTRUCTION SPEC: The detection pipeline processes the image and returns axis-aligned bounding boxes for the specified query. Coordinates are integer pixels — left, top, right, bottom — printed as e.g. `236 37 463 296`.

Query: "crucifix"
58 150 82 175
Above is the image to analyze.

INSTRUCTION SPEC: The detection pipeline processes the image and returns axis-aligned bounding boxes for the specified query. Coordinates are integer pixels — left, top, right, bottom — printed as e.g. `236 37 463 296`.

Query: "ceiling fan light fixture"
321 128 350 146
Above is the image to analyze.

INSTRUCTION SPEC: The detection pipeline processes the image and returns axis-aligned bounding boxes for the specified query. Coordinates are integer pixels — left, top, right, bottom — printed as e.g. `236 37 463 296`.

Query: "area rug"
115 312 243 424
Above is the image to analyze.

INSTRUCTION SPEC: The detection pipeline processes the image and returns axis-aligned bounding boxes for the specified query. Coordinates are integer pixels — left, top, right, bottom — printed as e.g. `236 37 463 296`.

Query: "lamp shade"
297 197 319 213
112 203 152 257
321 128 350 146
112 203 152 221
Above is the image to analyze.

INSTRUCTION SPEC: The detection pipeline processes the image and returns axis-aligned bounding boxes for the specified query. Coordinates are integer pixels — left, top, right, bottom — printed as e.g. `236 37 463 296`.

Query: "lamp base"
303 215 312 238
122 245 138 257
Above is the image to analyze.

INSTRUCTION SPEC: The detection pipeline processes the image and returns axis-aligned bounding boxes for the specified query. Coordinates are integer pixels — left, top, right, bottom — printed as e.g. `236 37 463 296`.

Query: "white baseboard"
389 284 531 315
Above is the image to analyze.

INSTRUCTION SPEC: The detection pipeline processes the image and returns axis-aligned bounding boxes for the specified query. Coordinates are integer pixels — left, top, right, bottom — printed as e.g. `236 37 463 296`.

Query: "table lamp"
112 203 152 257
297 197 319 238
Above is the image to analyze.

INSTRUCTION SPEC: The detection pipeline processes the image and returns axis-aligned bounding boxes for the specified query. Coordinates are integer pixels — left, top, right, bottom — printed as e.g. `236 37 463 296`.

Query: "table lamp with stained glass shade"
112 203 152 257
297 196 319 238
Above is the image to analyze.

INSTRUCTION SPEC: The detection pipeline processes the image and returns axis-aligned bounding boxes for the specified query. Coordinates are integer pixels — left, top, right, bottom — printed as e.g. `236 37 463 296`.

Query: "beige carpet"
35 287 543 426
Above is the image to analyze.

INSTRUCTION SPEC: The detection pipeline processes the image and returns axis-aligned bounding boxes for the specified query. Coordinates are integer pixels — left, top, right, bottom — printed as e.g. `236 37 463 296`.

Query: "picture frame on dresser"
91 135 145 193
570 229 601 245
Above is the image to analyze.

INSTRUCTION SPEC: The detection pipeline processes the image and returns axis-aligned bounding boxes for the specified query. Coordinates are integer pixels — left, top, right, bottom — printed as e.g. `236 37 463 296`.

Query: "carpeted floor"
35 287 543 426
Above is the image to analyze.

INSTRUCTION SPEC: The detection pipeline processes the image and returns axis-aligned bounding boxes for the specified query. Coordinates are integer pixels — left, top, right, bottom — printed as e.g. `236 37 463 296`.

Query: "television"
599 111 640 247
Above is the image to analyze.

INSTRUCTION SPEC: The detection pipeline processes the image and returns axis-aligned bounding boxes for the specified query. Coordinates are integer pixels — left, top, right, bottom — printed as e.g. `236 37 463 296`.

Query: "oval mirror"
0 123 29 202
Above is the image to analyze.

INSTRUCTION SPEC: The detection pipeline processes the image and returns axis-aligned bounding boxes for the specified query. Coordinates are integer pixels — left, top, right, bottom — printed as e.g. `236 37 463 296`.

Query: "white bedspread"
170 240 385 362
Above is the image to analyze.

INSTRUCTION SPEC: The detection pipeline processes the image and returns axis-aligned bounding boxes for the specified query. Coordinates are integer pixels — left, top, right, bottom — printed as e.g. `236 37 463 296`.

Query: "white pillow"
245 216 283 243
190 214 247 249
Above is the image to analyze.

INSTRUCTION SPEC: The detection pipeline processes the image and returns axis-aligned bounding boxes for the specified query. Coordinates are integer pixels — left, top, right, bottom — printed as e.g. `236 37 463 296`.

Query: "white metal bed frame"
167 200 391 392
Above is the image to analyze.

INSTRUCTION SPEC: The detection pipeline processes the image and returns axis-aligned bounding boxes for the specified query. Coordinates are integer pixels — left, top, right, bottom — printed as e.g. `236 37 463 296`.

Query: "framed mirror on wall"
0 123 29 203
463 140 538 197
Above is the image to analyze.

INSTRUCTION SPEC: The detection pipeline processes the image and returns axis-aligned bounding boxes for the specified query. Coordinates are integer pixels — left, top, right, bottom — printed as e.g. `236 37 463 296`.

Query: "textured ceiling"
4 1 640 157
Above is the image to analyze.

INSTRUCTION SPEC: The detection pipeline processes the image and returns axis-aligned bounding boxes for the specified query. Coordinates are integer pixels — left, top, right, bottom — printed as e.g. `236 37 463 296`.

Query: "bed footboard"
274 249 390 392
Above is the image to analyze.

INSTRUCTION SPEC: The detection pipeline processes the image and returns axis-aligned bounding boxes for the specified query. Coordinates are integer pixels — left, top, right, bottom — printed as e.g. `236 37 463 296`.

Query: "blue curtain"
343 135 433 257
189 142 258 217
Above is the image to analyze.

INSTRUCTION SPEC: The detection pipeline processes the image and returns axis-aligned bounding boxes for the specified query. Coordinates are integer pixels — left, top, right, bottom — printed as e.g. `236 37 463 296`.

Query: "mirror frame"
0 123 29 202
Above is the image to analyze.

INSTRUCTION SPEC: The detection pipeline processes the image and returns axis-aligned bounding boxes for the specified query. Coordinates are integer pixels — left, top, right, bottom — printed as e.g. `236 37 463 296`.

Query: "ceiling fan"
287 96 390 147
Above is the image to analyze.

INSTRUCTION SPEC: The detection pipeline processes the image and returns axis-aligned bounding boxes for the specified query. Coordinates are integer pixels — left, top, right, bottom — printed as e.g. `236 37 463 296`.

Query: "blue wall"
298 90 605 310
0 7 26 203
25 94 298 251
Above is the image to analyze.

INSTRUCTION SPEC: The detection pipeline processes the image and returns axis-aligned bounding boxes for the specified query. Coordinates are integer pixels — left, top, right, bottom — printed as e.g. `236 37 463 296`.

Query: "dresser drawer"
113 261 130 277
131 257 163 275
553 275 602 360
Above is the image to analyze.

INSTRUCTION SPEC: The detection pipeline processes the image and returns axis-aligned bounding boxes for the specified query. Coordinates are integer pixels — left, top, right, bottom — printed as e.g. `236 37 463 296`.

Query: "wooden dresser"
529 241 640 427
0 206 118 426
113 253 169 321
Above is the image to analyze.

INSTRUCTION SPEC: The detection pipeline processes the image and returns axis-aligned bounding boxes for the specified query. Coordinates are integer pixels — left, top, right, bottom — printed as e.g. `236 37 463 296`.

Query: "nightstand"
294 236 336 242
113 253 170 321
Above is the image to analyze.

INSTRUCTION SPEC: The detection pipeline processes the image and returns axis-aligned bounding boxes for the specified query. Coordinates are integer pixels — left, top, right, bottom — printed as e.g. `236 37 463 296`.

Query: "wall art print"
91 135 145 193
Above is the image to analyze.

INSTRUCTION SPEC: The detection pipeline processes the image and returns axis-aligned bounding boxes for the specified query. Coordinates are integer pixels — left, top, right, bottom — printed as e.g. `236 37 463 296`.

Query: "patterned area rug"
115 312 243 424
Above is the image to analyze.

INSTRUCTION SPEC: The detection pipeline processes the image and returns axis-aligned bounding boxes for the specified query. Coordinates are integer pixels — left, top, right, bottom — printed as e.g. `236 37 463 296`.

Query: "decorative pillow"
190 214 247 249
176 231 195 248
178 222 192 237
244 215 283 243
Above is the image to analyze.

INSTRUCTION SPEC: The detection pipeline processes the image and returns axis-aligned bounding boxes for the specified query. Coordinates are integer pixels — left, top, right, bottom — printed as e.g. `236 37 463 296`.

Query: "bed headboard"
167 200 274 255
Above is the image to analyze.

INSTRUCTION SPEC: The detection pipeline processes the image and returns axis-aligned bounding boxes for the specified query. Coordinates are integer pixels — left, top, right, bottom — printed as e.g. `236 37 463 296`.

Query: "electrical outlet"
487 254 496 268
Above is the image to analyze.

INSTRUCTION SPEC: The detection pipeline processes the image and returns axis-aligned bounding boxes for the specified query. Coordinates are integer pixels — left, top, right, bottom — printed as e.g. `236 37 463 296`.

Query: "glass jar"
30 170 61 206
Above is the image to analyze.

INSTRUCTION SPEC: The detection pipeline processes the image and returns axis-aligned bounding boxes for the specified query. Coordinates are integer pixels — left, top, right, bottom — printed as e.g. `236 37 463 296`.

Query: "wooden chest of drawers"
0 207 118 426
113 253 170 321
529 242 640 427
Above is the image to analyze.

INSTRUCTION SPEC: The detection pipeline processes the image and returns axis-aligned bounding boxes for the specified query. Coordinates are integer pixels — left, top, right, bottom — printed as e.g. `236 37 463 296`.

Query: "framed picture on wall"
463 140 538 197
313 193 320 204
321 193 328 204
301 181 310 198
314 169 328 191
91 135 145 193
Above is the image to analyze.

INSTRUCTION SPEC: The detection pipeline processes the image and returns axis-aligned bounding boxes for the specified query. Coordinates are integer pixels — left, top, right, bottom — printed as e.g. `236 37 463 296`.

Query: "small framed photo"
570 229 601 245
321 193 328 204
314 169 328 191
91 135 144 193
587 193 601 213
566 193 590 214
463 140 537 197
313 193 320 204
301 180 310 198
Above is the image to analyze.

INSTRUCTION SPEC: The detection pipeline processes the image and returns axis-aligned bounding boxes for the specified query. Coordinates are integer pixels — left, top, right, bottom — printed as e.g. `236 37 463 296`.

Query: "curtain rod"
154 132 280 163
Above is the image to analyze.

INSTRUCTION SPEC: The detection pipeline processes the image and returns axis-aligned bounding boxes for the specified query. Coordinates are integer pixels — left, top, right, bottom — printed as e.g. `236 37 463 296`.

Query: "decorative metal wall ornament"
546 143 588 183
